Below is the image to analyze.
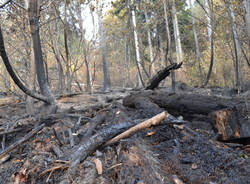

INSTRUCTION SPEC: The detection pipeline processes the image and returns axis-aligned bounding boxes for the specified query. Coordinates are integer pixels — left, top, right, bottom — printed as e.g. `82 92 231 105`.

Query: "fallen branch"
0 123 45 160
67 121 135 177
0 128 23 136
105 111 168 145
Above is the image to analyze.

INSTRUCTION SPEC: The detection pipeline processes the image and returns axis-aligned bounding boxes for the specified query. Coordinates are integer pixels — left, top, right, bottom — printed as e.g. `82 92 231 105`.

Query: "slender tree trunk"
26 40 36 114
189 0 202 79
50 15 65 93
52 39 65 93
64 0 71 93
131 4 144 88
144 7 155 77
163 0 175 91
77 5 92 93
158 34 165 66
202 0 214 87
243 0 250 47
227 0 241 90
124 37 131 87
171 0 183 64
28 0 54 103
97 3 111 91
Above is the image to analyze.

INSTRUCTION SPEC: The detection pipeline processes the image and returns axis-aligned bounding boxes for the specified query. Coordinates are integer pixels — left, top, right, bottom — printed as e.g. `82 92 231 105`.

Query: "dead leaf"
93 158 103 175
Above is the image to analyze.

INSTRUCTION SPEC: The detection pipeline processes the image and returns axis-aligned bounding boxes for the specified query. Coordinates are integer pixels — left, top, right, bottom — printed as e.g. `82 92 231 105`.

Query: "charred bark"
123 90 249 140
0 26 50 104
145 62 182 90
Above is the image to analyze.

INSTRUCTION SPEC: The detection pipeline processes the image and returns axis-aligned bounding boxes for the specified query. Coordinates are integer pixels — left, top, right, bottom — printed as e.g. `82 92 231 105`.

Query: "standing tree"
243 0 250 47
144 2 155 77
0 0 57 114
163 0 175 91
130 0 144 88
189 0 202 79
200 0 215 87
97 1 111 91
225 0 242 91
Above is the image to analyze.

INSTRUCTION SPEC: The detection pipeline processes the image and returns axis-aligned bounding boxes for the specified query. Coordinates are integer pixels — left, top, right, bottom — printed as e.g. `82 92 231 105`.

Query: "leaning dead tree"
145 62 182 90
0 26 50 104
0 1 56 108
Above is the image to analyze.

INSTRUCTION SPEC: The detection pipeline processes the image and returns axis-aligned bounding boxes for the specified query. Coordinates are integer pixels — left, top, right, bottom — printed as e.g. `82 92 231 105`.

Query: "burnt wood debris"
0 64 249 183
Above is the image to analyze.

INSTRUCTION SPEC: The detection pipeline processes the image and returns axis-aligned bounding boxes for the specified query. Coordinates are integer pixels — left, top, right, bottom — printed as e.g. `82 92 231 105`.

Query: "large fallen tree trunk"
123 90 250 140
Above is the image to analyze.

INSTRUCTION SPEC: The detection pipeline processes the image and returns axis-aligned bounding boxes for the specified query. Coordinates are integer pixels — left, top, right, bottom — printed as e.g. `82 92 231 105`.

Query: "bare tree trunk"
171 0 183 64
243 0 250 47
124 37 131 87
28 0 54 103
163 0 175 91
189 0 202 79
226 0 241 91
144 7 155 77
63 0 71 93
26 40 36 114
201 0 215 87
131 3 144 88
52 38 65 93
98 2 111 91
50 14 65 93
77 4 92 93
158 34 165 67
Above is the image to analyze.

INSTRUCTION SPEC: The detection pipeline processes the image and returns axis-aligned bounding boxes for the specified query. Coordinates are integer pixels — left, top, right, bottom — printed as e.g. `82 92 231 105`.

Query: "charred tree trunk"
145 63 182 90
123 90 250 140
0 26 50 103
28 0 54 104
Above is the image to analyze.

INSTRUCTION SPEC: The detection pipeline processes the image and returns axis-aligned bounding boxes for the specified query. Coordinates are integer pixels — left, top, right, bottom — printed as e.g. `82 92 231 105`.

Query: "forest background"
0 0 249 96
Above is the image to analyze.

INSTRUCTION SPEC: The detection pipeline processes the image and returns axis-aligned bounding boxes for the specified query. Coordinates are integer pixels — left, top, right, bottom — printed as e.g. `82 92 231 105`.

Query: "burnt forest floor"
0 86 249 184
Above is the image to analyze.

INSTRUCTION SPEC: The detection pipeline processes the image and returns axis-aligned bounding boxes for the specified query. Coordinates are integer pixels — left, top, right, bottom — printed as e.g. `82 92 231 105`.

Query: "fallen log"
123 90 250 139
145 62 182 90
124 90 240 115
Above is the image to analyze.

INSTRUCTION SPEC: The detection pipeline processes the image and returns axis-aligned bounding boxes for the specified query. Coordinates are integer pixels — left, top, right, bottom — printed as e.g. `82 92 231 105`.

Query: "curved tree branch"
0 25 51 104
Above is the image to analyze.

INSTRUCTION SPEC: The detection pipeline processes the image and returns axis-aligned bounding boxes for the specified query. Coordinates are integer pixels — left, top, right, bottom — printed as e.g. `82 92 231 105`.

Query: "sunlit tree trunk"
77 4 92 93
163 0 175 91
144 7 155 77
189 0 202 79
171 0 183 64
227 0 241 90
243 0 250 47
131 3 144 88
98 2 111 91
